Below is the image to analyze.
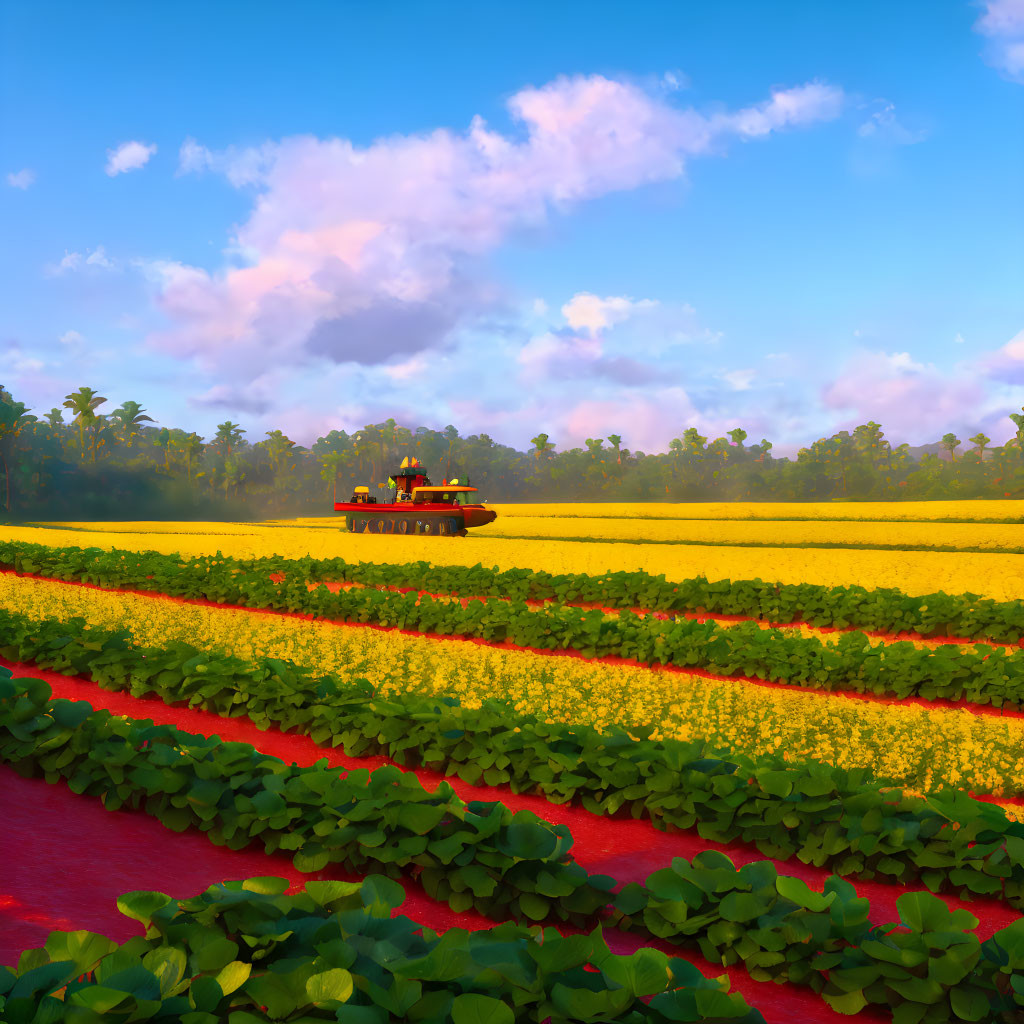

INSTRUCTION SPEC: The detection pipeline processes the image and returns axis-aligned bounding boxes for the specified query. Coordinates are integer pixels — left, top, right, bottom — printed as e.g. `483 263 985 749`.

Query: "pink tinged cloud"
974 0 1024 80
105 141 157 176
6 168 34 189
821 350 984 441
155 74 844 392
981 328 1024 384
561 292 657 334
449 387 736 456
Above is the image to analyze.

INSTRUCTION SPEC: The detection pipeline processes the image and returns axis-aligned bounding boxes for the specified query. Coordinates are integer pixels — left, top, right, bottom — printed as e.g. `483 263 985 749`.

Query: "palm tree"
171 431 204 482
62 387 107 460
606 433 623 466
261 430 298 477
940 433 962 462
0 398 37 512
213 421 246 456
1008 409 1024 451
111 400 155 447
968 433 991 464
89 415 116 462
530 433 555 463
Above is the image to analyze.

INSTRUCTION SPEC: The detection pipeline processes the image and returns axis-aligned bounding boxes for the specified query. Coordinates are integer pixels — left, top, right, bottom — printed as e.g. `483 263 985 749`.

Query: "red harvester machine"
334 457 497 537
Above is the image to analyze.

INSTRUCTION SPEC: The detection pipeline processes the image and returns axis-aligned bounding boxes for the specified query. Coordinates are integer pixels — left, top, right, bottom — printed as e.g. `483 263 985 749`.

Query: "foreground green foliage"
7 672 1024 1021
0 875 762 1023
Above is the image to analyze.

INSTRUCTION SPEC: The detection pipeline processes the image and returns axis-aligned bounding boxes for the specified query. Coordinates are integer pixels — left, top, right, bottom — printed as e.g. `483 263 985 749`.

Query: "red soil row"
0 767 887 1024
3 656 1019 945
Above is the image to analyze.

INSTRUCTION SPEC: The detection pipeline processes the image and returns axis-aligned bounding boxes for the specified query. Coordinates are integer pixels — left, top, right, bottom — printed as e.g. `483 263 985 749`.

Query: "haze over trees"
2 385 1022 521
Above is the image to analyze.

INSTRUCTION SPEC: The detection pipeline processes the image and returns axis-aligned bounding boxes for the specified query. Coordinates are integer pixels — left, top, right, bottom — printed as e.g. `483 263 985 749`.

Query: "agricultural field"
4 500 1024 1023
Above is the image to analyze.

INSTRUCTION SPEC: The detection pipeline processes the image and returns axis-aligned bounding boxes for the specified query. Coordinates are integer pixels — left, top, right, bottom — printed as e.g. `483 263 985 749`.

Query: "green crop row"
4 540 1024 711
4 602 1024 912
7 674 1024 1022
0 875 762 1024
4 538 1020 642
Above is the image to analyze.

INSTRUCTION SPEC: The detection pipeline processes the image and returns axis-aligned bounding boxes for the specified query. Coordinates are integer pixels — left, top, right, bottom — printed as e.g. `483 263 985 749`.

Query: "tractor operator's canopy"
412 485 478 503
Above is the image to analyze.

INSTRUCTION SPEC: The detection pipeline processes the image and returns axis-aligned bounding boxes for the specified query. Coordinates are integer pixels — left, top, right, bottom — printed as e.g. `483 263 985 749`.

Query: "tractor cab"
349 485 377 504
412 482 480 506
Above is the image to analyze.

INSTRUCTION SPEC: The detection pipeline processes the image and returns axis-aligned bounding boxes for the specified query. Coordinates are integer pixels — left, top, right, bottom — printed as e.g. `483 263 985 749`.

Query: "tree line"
1 384 1022 520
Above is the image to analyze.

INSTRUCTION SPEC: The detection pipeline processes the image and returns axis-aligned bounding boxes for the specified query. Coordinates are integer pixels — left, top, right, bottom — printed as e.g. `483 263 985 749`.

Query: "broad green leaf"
306 968 353 1004
215 961 251 997
360 875 405 912
775 875 836 913
116 891 173 926
44 931 118 974
451 992 515 1024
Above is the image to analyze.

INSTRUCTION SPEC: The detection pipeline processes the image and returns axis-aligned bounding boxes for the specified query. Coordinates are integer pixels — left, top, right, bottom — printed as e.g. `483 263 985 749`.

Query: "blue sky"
2 0 1022 455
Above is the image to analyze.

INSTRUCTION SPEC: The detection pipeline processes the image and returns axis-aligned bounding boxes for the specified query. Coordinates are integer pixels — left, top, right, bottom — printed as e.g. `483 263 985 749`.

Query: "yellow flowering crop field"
3 569 1022 798
15 515 1024 600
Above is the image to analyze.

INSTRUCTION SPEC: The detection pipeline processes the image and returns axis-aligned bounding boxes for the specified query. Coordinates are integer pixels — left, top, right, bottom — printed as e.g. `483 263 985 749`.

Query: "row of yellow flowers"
9 522 1023 601
465 516 1024 551
5 572 1024 798
485 500 1024 522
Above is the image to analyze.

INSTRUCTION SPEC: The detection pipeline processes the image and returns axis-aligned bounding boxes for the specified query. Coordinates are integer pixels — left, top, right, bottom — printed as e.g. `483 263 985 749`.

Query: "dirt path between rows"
8 568 1024 733
3 655 1019 947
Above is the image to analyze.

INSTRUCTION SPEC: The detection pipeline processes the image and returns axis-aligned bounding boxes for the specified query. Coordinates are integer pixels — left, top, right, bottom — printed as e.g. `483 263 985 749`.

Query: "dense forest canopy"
2 384 1023 520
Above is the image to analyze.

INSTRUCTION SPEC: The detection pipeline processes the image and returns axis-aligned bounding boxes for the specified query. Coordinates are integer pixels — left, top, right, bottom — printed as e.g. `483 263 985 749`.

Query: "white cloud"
822 349 982 440
857 102 928 145
954 332 966 344
55 251 82 273
154 72 844 399
105 140 157 176
85 245 114 268
721 369 756 391
662 70 688 92
561 292 657 334
710 81 844 139
5 355 44 373
974 0 1024 80
982 327 1024 384
382 354 428 381
45 245 116 276
59 330 85 346
6 169 35 189
177 137 212 175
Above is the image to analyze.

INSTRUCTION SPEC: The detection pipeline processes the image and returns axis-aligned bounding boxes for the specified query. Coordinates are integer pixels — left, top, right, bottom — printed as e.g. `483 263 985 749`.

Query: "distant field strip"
7 571 1024 798
459 516 1024 551
14 522 1024 601
486 500 1024 523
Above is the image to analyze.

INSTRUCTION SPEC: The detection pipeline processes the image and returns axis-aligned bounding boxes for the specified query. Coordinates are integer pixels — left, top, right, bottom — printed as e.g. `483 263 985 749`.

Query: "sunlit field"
5 498 1024 1022
19 501 1024 601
